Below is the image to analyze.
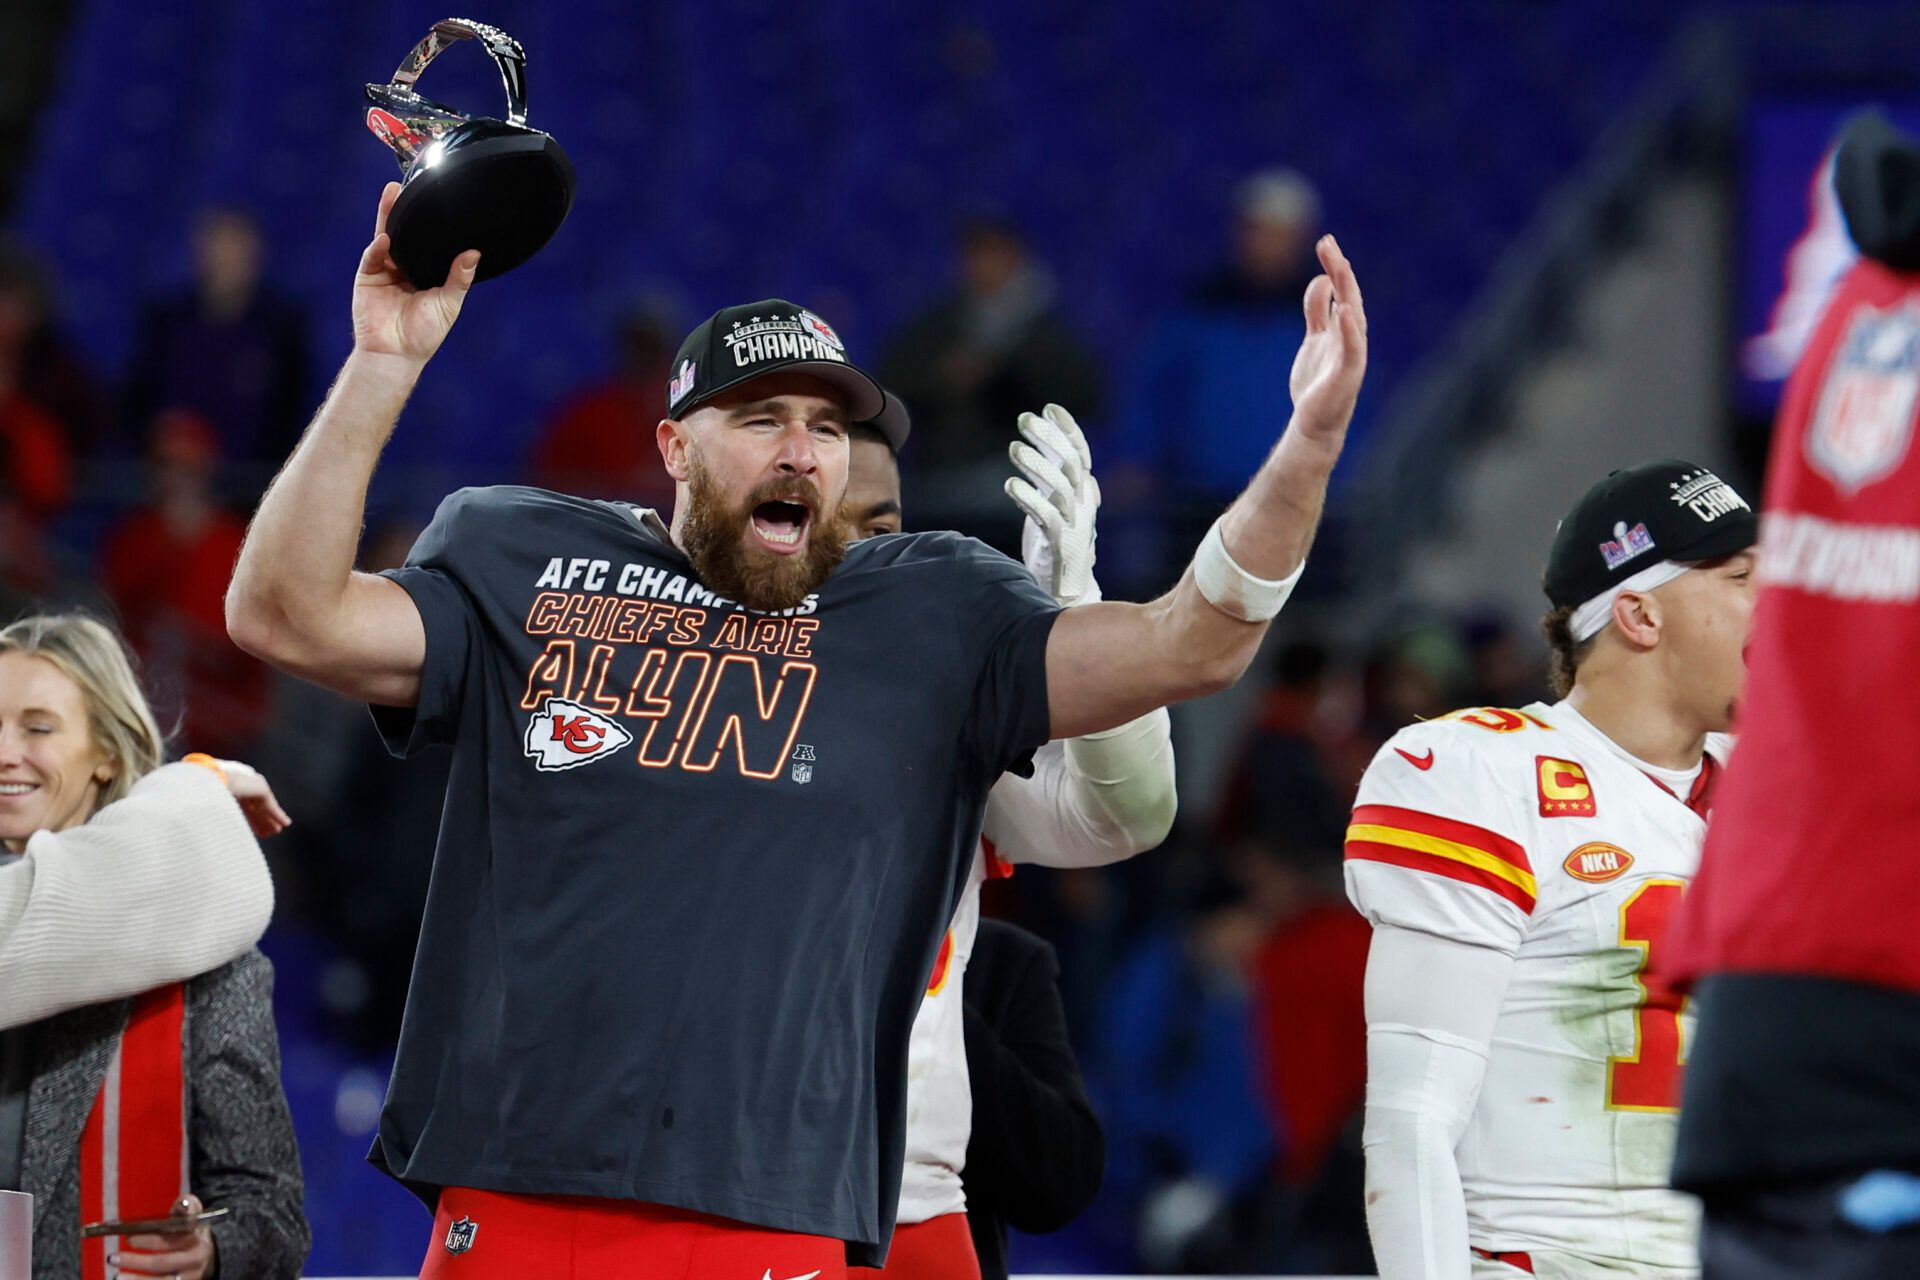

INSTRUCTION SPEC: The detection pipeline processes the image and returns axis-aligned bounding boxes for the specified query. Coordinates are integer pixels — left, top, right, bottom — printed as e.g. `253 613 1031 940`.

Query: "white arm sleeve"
0 763 274 1030
983 707 1175 868
1362 923 1517 1280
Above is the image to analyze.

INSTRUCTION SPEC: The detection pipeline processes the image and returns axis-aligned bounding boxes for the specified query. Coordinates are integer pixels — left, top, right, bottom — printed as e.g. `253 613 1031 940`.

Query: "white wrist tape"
1194 517 1303 621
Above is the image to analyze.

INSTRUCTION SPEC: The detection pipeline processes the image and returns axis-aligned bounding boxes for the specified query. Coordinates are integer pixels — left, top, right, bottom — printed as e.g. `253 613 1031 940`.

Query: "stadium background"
0 0 1913 1273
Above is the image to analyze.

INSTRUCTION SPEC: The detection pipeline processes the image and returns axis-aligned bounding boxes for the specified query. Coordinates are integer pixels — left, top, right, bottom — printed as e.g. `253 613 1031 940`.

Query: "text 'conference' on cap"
1543 459 1758 608
664 300 911 449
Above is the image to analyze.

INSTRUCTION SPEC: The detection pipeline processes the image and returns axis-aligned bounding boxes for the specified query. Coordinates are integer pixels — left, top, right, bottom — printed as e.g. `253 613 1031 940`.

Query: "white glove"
1004 402 1101 605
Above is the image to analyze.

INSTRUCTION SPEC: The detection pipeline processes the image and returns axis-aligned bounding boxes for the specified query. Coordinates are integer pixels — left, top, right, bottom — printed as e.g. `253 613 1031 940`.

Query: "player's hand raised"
1287 234 1367 454
351 181 480 366
1006 403 1100 606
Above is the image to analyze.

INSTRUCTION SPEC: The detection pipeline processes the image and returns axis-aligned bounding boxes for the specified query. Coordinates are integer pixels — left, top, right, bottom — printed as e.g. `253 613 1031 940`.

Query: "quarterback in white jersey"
1350 461 1758 1280
845 405 1180 1275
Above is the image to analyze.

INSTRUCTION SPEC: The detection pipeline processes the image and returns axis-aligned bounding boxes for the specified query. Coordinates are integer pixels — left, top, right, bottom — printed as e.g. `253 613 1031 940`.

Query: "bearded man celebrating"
225 182 1367 1277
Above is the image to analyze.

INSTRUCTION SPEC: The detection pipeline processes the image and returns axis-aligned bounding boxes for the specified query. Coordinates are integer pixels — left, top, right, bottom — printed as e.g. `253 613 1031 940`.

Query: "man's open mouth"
750 498 813 554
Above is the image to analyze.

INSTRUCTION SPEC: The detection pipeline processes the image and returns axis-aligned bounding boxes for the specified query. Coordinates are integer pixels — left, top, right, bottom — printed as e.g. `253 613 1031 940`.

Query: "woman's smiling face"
0 651 114 852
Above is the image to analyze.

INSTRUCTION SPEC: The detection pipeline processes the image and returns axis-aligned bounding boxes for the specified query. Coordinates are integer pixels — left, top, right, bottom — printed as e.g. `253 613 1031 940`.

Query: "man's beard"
680 453 849 613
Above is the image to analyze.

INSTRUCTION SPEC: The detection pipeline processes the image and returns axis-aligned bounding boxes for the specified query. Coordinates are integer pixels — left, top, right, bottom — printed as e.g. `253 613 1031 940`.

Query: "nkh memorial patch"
1808 301 1920 495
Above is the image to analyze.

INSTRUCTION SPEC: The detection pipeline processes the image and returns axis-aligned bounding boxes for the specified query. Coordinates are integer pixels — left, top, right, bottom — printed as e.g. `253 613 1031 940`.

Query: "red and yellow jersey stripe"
1345 803 1538 913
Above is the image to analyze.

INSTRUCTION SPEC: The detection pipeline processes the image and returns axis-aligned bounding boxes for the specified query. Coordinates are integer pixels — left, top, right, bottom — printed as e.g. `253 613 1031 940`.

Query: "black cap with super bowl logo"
664 299 912 449
1543 459 1759 608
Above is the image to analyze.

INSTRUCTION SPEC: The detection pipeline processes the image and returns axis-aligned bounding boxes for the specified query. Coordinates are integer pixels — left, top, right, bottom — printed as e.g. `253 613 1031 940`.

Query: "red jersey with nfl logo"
1667 257 1920 994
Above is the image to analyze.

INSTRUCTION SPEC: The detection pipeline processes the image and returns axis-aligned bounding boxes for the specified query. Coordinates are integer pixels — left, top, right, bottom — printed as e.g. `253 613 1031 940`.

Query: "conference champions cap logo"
724 312 849 371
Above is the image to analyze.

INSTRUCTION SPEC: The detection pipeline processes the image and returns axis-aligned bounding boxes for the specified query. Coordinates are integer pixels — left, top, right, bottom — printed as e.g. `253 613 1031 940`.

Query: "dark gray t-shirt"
370 486 1058 1262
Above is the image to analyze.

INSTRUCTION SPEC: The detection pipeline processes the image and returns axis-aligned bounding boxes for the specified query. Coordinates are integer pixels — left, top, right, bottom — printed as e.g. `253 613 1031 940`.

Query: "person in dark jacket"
124 207 310 495
960 918 1105 1280
878 216 1105 551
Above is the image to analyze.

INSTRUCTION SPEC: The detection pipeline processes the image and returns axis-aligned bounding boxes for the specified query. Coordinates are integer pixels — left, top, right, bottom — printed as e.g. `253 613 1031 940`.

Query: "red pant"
847 1212 980 1280
418 1186 847 1279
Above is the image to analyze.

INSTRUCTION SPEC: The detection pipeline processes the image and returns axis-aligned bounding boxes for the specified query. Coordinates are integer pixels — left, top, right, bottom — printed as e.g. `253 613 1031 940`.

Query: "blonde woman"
0 614 308 1280
0 676 286 1031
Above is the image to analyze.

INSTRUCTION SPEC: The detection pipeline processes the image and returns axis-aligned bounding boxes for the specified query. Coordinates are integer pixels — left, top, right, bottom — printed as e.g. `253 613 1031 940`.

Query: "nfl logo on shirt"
1807 300 1920 494
444 1216 478 1255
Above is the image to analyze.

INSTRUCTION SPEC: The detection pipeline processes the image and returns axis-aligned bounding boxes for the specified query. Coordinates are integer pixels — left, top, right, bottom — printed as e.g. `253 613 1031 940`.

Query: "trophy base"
386 124 575 288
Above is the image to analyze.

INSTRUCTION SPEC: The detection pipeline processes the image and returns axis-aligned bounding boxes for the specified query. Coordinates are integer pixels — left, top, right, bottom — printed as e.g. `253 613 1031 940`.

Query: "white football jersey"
895 739 1053 1224
897 839 990 1224
1346 701 1728 1271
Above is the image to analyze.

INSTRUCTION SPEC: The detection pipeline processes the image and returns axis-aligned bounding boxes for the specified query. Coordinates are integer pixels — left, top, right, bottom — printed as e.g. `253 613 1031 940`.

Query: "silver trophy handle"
364 18 534 168
388 18 528 126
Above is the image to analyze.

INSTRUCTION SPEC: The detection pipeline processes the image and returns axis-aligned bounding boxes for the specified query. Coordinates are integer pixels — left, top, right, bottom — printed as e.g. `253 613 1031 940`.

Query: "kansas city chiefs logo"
524 698 632 772
798 310 844 351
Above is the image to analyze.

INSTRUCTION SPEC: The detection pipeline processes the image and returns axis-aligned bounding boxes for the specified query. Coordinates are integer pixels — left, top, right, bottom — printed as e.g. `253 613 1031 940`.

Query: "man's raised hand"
351 181 481 365
1287 234 1368 455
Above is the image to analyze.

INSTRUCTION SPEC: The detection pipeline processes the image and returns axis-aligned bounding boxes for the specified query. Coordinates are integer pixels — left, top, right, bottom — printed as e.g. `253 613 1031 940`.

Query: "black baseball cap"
1543 460 1758 608
664 299 912 448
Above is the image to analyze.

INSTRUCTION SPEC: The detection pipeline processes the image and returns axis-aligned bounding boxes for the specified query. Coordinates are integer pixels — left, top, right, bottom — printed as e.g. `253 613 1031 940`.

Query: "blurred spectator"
1361 621 1471 744
1094 863 1275 1272
0 393 70 609
0 236 106 455
1461 607 1549 708
528 304 678 509
0 241 81 606
125 207 310 493
1216 639 1349 853
880 216 1104 547
1110 170 1322 581
1244 838 1373 1273
101 410 269 757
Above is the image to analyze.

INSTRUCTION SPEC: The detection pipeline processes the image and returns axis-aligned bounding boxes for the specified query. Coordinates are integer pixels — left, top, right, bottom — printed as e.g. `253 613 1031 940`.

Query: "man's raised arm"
225 182 480 706
1044 235 1365 738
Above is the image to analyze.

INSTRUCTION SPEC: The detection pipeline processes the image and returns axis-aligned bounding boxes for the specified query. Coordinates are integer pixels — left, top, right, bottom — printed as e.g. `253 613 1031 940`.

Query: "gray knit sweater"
19 951 310 1278
0 763 273 1030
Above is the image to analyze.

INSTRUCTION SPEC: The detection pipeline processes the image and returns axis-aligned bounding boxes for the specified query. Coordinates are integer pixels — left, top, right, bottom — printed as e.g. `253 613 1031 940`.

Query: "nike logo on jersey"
761 1271 822 1280
1395 747 1435 771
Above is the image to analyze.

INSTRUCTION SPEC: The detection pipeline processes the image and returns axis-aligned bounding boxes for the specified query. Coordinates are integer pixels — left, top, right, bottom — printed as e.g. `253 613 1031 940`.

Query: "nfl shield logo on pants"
1807 302 1920 495
444 1216 478 1254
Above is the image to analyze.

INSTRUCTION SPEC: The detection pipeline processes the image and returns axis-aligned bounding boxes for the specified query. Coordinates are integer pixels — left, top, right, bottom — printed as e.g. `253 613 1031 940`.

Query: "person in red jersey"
1666 110 1920 1278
